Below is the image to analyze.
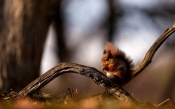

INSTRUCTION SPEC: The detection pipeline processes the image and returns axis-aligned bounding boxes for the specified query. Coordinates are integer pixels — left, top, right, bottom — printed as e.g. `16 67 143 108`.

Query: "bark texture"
17 62 137 103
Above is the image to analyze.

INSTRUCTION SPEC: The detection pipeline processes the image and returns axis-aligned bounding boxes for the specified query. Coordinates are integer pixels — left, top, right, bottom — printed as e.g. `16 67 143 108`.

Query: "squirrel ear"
104 42 118 56
103 50 107 54
106 51 113 60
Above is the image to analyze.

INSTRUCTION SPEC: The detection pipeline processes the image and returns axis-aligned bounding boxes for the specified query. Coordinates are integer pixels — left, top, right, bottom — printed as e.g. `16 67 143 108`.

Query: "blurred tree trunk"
0 0 4 32
105 0 122 42
0 0 52 92
52 3 69 62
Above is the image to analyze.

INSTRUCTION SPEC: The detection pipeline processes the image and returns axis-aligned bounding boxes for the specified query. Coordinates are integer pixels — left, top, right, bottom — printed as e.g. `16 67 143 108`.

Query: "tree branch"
17 62 137 103
129 22 175 80
16 22 175 104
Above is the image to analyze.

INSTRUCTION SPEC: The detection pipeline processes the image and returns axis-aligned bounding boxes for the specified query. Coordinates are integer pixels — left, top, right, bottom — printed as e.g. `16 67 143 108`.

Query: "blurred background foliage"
0 0 175 104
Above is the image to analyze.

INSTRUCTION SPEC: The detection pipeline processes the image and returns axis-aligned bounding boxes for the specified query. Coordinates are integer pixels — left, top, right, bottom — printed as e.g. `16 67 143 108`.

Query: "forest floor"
0 89 175 109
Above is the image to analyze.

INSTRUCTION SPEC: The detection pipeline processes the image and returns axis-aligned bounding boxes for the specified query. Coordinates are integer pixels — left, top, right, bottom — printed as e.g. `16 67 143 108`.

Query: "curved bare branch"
17 62 137 103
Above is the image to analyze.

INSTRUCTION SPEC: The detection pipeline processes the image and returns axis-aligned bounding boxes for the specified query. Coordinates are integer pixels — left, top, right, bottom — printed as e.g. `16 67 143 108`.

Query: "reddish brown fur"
104 42 132 65
101 42 134 84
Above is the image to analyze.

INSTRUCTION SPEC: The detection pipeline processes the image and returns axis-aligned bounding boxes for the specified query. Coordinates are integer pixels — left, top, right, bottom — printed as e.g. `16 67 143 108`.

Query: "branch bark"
17 62 137 103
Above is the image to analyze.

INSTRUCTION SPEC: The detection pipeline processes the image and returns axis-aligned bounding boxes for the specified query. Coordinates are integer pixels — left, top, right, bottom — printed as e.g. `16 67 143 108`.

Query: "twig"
17 62 137 103
68 88 73 98
129 23 175 80
156 99 170 107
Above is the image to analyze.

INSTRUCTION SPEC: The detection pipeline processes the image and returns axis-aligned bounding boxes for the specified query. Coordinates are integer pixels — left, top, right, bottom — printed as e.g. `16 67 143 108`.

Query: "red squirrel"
101 42 133 85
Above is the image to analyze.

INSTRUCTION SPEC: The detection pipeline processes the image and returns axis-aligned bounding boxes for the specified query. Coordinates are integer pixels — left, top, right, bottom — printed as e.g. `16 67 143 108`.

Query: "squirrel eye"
105 58 109 61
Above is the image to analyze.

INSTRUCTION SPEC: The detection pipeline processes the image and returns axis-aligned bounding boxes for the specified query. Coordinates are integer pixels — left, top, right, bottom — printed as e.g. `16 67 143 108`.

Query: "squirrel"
101 42 134 85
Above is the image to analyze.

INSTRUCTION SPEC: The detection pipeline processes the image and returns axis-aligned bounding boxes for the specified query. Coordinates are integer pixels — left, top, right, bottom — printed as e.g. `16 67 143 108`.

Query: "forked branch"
16 22 175 104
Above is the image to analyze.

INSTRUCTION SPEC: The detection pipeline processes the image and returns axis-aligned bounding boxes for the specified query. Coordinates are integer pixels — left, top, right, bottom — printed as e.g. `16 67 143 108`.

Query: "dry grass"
0 90 174 109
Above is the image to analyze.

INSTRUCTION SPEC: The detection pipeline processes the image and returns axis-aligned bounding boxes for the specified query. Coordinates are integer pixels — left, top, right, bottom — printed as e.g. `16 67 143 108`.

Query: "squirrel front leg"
101 42 133 85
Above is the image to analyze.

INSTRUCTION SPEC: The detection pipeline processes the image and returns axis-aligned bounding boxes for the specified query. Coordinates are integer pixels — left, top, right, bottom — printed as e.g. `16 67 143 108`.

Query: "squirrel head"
101 42 133 84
